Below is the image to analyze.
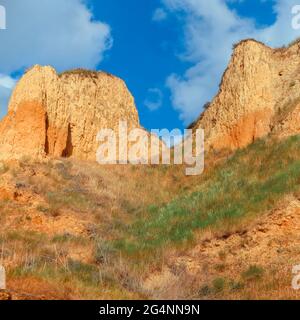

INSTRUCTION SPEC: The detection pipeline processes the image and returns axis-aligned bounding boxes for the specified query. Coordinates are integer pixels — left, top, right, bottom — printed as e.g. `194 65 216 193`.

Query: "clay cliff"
3 39 300 161
193 39 300 151
0 66 140 161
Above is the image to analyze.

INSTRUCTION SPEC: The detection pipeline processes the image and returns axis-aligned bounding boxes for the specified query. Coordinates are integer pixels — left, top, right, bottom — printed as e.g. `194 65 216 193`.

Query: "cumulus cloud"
144 88 164 111
0 0 112 73
159 0 300 124
0 0 112 116
0 74 16 90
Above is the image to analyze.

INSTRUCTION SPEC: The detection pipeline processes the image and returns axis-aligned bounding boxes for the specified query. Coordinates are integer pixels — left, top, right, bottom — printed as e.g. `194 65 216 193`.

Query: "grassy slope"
114 135 300 261
1 135 300 299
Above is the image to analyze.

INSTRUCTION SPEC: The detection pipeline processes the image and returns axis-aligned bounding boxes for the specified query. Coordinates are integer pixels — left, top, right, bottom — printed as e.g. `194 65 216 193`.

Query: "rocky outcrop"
193 39 300 151
0 66 140 160
3 39 300 161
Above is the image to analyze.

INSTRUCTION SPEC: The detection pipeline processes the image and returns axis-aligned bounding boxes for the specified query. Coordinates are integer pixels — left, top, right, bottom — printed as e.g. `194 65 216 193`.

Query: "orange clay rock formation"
193 39 300 151
3 39 300 160
0 65 140 161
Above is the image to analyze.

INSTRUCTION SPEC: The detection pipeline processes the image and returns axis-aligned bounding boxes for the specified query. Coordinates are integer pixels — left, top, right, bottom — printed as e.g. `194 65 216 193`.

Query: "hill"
0 135 299 299
2 39 300 299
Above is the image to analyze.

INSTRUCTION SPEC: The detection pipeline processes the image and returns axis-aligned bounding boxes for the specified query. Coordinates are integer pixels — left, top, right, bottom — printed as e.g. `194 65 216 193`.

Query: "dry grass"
59 69 114 79
1 135 300 299
0 156 200 299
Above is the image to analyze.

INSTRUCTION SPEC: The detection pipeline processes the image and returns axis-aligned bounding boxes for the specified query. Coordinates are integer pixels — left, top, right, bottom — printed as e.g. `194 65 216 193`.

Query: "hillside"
2 39 300 300
0 158 199 299
0 135 300 299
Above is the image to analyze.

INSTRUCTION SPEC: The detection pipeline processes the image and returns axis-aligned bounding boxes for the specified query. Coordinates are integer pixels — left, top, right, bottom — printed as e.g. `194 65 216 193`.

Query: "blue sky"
91 0 188 130
1 0 300 132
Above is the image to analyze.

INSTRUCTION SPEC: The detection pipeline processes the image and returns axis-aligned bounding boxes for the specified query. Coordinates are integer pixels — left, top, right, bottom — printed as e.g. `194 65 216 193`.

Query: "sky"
1 0 300 133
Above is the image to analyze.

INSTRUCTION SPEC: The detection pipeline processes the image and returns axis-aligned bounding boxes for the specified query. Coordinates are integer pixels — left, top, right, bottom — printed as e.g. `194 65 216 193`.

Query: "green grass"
10 258 102 288
242 265 264 281
213 278 226 293
4 231 47 249
113 135 300 258
51 233 88 245
46 189 96 213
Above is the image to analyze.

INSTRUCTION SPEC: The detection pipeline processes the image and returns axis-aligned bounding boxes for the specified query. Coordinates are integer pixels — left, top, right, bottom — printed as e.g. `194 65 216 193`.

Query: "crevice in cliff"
62 124 73 158
45 115 49 155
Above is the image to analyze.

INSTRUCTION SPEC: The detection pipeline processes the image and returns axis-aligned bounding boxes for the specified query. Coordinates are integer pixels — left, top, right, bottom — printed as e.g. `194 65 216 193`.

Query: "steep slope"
143 195 300 300
1 135 300 299
194 39 300 151
0 66 140 161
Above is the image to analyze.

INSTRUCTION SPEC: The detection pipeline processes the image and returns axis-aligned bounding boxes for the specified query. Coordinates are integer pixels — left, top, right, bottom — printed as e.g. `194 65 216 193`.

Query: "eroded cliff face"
0 66 140 160
3 39 300 161
194 39 300 151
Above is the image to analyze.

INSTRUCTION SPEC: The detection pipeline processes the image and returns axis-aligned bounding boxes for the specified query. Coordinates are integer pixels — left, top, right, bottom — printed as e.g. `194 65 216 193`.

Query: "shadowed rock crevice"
62 124 73 158
45 115 49 155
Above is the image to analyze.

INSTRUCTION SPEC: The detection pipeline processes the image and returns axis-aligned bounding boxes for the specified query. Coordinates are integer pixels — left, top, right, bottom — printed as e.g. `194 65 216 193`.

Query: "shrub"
213 278 225 293
242 265 264 281
229 280 244 291
199 285 213 297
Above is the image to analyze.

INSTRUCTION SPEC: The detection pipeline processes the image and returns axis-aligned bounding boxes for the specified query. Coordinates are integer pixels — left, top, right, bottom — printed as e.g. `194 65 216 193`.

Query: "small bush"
213 278 225 293
199 285 213 297
242 265 264 281
59 69 100 79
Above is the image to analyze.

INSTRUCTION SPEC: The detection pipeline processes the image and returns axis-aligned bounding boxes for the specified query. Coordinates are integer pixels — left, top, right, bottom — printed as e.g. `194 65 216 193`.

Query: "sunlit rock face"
193 39 300 151
0 66 141 161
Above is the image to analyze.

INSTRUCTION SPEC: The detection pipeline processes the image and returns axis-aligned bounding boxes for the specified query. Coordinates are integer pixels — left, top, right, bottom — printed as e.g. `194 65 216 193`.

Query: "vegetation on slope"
114 135 300 259
1 135 300 299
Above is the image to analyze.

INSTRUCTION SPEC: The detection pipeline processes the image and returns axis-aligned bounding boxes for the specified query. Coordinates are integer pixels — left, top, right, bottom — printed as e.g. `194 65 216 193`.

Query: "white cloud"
152 8 168 22
0 0 112 116
144 88 164 111
0 74 16 90
0 0 112 73
0 75 16 117
159 0 300 125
